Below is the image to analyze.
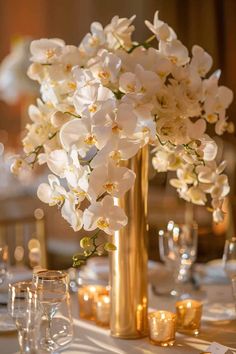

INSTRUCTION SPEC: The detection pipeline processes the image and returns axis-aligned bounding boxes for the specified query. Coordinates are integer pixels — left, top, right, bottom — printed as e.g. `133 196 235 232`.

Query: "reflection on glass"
33 270 73 352
158 221 198 297
8 281 40 354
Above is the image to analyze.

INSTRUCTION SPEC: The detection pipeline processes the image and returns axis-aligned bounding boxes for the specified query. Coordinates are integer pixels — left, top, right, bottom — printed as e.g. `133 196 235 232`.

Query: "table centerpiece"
11 11 233 338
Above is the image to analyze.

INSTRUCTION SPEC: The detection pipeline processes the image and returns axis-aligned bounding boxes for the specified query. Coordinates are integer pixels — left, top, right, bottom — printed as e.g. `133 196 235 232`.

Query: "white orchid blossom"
145 11 176 41
88 161 136 200
83 195 128 234
30 38 65 64
14 11 233 247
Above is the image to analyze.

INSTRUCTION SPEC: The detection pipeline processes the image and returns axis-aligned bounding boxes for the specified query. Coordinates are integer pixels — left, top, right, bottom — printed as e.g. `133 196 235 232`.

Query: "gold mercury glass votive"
176 299 202 335
78 285 109 320
148 311 177 346
96 294 110 327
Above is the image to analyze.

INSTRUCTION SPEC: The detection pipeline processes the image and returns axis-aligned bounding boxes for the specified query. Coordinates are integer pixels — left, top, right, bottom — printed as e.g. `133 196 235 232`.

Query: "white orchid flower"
88 161 136 200
119 64 161 98
73 83 115 117
159 39 189 66
105 15 136 50
92 101 137 141
61 193 83 231
83 195 128 235
145 11 176 41
204 85 233 115
80 22 105 57
198 135 218 161
152 149 181 172
90 136 141 168
45 45 82 81
72 67 99 89
37 174 67 206
190 45 213 77
187 186 207 205
60 117 109 156
88 49 121 85
30 38 65 64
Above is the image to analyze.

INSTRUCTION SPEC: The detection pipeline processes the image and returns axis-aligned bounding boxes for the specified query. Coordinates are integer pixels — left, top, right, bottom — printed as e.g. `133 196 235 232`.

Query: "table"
1 284 236 354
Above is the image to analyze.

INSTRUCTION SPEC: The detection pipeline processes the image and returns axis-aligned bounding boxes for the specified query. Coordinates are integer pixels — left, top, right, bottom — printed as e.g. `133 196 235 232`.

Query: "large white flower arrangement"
12 12 233 262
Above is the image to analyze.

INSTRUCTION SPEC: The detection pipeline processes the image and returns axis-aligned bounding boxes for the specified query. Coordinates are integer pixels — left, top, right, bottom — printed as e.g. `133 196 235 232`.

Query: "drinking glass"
0 244 8 286
158 221 198 297
223 237 236 279
232 276 236 311
8 281 41 354
33 270 73 352
223 237 236 311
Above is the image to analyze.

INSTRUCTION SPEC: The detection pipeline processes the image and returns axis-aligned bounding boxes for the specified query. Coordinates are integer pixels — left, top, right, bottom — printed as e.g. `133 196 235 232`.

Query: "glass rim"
9 280 32 290
34 270 68 280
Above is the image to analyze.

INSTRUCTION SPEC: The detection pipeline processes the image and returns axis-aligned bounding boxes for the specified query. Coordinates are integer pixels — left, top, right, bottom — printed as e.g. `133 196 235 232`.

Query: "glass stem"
18 328 37 354
45 315 54 345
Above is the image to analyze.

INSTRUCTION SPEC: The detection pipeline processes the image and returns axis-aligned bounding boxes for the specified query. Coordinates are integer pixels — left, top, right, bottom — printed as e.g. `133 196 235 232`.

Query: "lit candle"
78 285 109 320
96 295 110 327
176 299 202 335
148 311 176 346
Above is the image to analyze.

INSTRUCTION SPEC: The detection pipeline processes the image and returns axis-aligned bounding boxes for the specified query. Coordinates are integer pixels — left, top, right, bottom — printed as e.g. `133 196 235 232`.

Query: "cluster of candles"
148 299 202 346
78 286 202 346
78 285 111 327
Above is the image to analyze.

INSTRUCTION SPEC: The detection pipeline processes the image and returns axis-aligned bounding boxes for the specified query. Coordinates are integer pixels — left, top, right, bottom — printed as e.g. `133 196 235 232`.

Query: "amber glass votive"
96 294 110 327
148 311 176 346
176 299 202 335
78 285 109 320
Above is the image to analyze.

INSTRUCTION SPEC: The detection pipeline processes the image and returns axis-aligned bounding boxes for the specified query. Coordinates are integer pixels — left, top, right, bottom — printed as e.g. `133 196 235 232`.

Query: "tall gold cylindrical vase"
110 146 149 338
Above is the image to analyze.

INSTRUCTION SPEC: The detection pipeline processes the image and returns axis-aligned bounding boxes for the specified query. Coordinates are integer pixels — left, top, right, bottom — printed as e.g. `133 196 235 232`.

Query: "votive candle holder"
78 285 109 320
176 299 202 335
96 294 110 327
148 311 176 346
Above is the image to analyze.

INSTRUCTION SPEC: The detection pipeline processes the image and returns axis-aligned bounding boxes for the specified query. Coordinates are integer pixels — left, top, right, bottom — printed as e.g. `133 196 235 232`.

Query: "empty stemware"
158 221 198 297
0 244 8 286
33 270 73 352
8 281 41 354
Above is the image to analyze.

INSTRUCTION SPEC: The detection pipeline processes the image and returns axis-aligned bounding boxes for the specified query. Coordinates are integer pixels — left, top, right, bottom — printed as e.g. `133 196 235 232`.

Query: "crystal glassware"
158 221 198 297
8 281 41 354
0 244 8 286
33 270 73 352
232 276 236 312
223 237 236 311
223 237 236 279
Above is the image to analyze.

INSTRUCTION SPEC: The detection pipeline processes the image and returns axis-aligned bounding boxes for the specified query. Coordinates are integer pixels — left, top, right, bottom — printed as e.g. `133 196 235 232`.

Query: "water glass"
232 276 236 311
0 244 8 286
33 270 73 352
223 237 236 279
8 281 41 354
158 221 198 296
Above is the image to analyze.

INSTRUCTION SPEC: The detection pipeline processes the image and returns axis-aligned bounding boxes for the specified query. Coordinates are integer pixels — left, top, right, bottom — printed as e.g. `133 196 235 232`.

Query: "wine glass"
0 244 8 286
33 270 73 352
223 237 236 279
232 276 236 311
158 221 198 297
223 237 236 311
8 281 41 354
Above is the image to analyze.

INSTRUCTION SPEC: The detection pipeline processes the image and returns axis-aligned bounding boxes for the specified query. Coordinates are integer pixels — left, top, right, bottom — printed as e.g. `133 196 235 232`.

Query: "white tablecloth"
1 284 236 354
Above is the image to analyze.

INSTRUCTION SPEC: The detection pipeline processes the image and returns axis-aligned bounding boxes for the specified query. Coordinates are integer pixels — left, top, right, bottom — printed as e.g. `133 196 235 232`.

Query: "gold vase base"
110 331 148 339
